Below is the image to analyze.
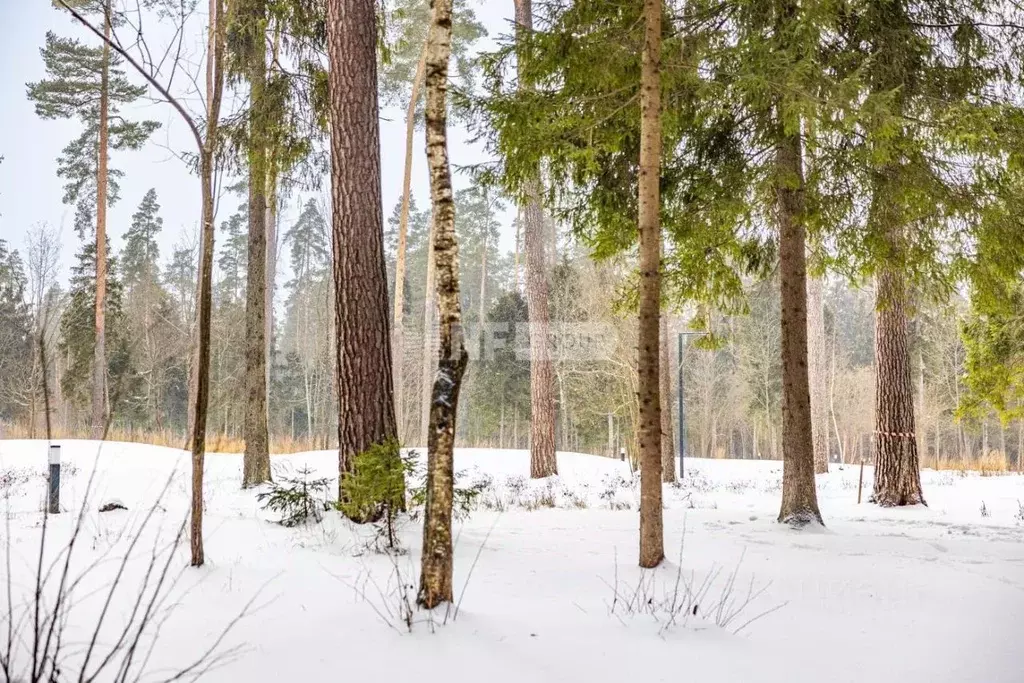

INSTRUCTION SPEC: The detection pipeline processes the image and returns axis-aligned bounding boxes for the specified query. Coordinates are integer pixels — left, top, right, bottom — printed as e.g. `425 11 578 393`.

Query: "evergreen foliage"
58 238 140 421
380 0 486 113
257 466 333 526
339 439 412 549
26 31 159 208
0 241 32 423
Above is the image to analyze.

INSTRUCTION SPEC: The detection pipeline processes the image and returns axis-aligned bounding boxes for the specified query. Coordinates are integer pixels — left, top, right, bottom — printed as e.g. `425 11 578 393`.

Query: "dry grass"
934 450 1015 476
0 422 324 455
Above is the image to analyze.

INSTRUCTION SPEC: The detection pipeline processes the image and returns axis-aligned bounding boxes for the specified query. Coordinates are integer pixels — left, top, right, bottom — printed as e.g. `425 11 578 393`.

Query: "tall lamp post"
677 331 707 479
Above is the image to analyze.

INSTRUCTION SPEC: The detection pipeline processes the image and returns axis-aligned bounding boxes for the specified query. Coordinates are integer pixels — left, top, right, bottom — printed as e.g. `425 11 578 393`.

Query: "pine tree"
28 22 159 436
512 0 558 480
826 0 1010 506
325 0 398 492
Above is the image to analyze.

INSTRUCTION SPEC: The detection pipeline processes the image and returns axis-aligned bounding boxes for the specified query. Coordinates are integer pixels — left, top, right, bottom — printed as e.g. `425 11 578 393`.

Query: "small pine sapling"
257 466 332 527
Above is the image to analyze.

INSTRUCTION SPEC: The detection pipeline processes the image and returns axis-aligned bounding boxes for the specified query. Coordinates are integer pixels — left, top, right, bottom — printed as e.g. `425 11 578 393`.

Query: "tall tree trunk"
871 190 925 505
513 213 521 291
420 220 437 447
1017 418 1023 472
418 0 467 609
999 423 1006 463
660 315 675 482
265 25 281 405
514 0 557 479
326 0 398 487
191 0 226 567
873 265 925 504
92 8 111 438
807 274 828 472
829 322 844 464
775 127 823 527
637 0 664 568
243 41 271 487
265 164 277 402
393 44 428 445
477 191 489 353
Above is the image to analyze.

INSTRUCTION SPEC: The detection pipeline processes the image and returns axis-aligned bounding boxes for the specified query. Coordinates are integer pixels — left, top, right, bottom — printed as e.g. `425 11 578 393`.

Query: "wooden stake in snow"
857 458 865 504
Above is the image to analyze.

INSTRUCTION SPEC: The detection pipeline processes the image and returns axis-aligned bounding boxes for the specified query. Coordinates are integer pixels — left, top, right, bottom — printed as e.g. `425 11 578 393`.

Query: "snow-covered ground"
2 440 1022 682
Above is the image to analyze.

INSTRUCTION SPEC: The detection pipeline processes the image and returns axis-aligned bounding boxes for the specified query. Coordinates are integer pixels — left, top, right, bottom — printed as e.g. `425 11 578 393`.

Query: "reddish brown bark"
514 0 557 479
91 8 111 438
393 44 428 444
326 0 398 484
872 263 926 506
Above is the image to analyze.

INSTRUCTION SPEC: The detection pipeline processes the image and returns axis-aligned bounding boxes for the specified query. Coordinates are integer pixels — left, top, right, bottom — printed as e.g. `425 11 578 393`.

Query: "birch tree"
418 0 469 610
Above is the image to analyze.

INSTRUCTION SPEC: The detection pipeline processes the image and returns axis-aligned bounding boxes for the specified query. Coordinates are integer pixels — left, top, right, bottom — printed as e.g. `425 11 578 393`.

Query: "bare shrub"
343 516 498 634
1 463 257 682
605 531 785 637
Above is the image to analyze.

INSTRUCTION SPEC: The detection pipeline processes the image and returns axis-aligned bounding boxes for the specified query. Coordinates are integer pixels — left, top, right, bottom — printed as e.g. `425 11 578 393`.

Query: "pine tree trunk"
265 26 280 404
1017 418 1023 472
637 0 664 568
92 8 111 439
326 0 398 485
872 259 926 505
243 43 271 488
807 274 828 473
420 220 437 448
393 45 428 445
266 166 277 403
829 323 844 464
775 126 823 527
477 194 489 352
418 0 467 609
514 0 557 479
513 214 521 291
190 0 225 567
660 315 675 482
921 348 929 464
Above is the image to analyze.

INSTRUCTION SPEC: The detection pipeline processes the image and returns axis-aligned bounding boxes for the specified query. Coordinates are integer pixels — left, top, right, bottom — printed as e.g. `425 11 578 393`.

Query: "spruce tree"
122 189 177 429
281 199 331 442
59 235 139 424
0 241 32 424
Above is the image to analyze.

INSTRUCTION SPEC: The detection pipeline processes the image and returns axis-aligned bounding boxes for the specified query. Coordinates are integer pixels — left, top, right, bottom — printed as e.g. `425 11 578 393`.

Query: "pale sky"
0 1 516 289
